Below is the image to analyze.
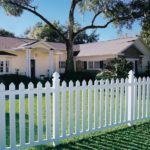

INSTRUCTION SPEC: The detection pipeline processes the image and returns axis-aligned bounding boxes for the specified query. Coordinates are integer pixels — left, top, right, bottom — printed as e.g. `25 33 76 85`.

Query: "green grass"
26 121 150 150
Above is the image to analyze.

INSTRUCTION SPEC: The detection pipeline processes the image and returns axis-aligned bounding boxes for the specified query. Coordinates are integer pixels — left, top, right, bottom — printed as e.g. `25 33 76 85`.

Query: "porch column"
49 50 54 77
26 49 31 77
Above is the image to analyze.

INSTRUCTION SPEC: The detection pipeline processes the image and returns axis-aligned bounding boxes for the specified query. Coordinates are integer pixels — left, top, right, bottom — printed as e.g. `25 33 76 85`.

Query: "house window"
100 61 104 68
0 60 10 73
6 61 9 72
94 61 100 68
88 61 104 69
0 61 4 72
88 62 94 69
59 61 66 68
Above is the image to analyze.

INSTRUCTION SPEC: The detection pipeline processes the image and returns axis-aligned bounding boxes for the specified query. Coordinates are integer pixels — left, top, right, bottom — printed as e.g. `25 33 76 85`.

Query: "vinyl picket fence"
0 70 150 150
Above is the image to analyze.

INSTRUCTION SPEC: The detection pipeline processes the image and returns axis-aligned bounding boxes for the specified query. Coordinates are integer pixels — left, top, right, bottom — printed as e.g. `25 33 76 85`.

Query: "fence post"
52 72 60 146
128 70 134 126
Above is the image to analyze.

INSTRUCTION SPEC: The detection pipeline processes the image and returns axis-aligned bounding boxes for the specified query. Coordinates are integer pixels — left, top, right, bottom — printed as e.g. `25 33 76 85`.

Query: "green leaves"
0 0 32 16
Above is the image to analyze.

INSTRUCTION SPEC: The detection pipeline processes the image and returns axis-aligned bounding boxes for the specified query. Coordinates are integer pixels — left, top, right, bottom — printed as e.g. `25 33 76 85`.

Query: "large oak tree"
0 0 149 72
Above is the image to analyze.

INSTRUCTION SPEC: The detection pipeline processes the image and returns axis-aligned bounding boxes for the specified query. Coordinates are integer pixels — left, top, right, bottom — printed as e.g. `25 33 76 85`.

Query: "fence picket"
146 78 150 117
45 82 51 140
133 78 137 120
110 79 114 125
125 79 128 122
0 84 6 149
9 83 16 148
142 78 146 118
52 73 60 146
82 80 86 133
19 83 25 147
88 80 92 131
62 81 67 137
120 79 124 123
100 80 104 128
138 78 142 119
105 79 109 127
94 80 98 129
28 82 34 144
37 82 43 142
115 79 119 124
76 81 80 134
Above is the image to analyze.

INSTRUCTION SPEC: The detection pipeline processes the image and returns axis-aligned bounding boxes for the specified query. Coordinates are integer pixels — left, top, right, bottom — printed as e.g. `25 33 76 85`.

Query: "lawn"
26 121 150 150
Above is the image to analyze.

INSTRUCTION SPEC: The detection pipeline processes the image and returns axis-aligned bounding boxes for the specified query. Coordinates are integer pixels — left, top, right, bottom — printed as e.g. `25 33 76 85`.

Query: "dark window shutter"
100 61 104 68
84 61 87 69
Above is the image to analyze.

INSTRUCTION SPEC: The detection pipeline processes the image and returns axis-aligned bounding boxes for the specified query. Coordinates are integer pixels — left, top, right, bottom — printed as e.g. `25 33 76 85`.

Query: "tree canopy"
0 0 149 72
0 28 15 37
24 22 99 44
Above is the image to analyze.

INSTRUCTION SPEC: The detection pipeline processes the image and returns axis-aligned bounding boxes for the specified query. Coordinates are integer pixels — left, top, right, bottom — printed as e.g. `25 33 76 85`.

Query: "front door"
31 59 35 78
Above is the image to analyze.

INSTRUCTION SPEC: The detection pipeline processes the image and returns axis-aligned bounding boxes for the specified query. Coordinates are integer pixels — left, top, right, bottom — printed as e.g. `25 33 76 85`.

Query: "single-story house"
0 36 149 78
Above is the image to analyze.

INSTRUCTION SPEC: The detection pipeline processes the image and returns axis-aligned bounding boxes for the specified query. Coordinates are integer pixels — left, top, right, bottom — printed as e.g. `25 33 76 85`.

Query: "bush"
106 57 133 78
96 70 117 80
60 71 97 84
0 74 44 89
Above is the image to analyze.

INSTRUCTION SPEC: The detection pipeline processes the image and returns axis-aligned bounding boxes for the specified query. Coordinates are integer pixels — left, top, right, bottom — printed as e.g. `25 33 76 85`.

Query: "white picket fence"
0 70 150 150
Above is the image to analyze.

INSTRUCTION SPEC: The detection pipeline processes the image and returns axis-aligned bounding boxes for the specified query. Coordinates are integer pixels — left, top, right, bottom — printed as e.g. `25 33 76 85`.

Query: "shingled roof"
0 36 139 57
75 37 138 57
0 36 35 50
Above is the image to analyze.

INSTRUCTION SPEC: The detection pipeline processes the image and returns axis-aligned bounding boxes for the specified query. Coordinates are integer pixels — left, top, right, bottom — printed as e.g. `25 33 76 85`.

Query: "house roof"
0 36 142 57
75 37 138 57
0 36 35 50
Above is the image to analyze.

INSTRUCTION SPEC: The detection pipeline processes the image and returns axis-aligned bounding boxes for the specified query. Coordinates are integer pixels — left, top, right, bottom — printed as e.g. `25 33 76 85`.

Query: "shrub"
60 71 97 84
96 70 117 80
106 57 133 78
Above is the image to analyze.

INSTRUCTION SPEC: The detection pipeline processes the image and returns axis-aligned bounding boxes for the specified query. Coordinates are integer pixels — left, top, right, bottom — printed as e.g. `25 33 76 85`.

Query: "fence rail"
0 70 150 150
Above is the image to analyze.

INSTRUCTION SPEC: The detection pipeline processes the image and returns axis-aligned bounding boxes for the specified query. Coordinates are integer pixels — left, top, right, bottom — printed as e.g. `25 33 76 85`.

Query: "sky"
0 0 141 41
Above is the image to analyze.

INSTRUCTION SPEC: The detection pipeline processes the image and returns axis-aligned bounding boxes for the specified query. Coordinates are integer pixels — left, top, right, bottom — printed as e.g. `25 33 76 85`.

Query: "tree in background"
0 28 15 37
24 22 99 44
141 16 150 44
0 0 149 72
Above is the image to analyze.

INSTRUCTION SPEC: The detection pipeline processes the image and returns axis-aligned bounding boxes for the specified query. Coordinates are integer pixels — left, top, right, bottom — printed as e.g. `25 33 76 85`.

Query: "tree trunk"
65 40 75 73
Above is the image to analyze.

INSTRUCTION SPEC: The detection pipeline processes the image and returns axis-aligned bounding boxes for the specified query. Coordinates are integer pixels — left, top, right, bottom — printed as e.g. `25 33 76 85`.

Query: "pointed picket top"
62 81 67 87
125 78 128 83
19 82 25 90
105 79 109 85
94 80 98 85
69 80 73 87
134 77 137 83
45 81 51 88
138 77 142 83
147 77 150 82
76 80 80 87
142 77 146 83
128 70 134 77
110 78 114 84
116 78 119 84
28 82 34 89
9 83 15 90
88 80 93 86
52 72 60 79
37 82 43 89
0 83 5 91
82 80 86 87
121 78 124 84
99 79 104 84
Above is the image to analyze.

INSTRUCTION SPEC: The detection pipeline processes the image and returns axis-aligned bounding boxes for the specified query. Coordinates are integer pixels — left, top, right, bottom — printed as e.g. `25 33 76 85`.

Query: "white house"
0 36 149 78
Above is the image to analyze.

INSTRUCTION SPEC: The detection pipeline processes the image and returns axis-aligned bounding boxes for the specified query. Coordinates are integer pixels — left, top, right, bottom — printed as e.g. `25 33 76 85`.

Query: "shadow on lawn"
27 121 150 150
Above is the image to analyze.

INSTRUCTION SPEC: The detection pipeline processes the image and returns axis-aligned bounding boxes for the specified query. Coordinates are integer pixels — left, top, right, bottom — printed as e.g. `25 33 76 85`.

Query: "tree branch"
5 0 67 41
92 10 102 25
74 12 145 37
